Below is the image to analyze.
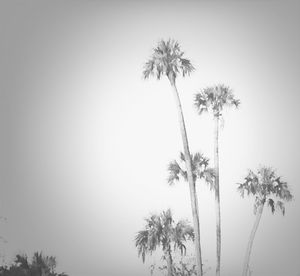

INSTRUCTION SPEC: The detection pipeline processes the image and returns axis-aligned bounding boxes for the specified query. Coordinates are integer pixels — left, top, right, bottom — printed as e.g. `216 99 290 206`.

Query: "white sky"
0 1 300 276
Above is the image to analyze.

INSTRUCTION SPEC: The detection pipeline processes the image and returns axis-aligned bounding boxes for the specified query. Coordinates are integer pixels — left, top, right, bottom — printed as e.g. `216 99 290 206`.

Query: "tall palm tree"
135 209 194 276
194 84 240 276
195 84 240 276
143 39 203 276
237 166 293 276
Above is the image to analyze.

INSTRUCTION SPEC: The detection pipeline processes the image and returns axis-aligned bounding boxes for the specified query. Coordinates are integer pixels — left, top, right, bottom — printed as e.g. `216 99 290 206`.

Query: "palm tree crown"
194 84 240 117
143 39 195 83
237 166 293 215
168 152 215 190
135 209 194 263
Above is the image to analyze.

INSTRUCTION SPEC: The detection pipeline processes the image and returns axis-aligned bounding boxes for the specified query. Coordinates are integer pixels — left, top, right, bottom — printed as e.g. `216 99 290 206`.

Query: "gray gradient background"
0 1 300 276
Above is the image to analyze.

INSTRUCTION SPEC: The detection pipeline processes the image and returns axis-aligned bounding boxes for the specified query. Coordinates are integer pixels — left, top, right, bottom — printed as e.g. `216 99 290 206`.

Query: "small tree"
135 209 194 276
237 166 293 276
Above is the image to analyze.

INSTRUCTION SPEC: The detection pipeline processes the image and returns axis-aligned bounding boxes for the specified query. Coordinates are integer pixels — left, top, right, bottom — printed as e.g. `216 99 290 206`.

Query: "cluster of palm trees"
0 252 68 276
135 39 293 276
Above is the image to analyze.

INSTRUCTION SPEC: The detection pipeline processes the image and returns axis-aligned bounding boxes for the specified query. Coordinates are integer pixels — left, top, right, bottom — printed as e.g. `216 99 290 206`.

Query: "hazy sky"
0 1 300 276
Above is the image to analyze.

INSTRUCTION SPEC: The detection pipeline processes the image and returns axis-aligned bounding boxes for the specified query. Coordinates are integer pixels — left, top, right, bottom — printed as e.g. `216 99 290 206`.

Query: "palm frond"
232 98 241 108
135 230 149 263
167 160 186 185
237 170 258 198
173 220 194 256
194 91 209 115
192 152 209 168
276 201 285 216
180 152 186 162
273 177 293 201
203 168 216 191
162 209 173 227
180 58 195 77
143 60 155 79
237 183 245 198
267 198 275 214
176 220 194 241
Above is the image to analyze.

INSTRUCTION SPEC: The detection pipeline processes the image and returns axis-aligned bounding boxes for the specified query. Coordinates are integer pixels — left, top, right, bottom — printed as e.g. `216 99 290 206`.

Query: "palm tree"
237 166 293 276
168 152 215 189
143 39 203 276
135 209 194 276
194 84 240 276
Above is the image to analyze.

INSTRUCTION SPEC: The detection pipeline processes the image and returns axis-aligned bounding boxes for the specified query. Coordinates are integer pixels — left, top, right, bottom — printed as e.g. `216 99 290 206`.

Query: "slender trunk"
242 203 264 276
169 79 203 276
214 116 221 276
165 247 173 276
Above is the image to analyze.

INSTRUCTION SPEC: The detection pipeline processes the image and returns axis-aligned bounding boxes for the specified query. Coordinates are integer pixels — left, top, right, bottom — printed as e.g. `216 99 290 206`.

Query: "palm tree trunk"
214 115 221 276
242 203 264 276
169 79 203 276
165 247 173 276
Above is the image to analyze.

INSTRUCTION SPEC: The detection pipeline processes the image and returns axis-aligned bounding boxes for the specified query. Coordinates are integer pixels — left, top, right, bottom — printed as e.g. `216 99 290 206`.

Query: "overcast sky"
0 1 300 276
